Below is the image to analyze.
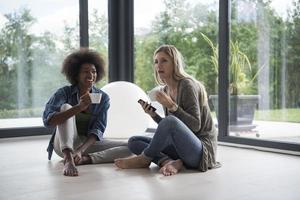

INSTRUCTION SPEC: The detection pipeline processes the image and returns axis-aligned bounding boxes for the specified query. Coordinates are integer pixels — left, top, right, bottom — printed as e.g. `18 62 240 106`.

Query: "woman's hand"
73 147 83 164
78 92 91 111
73 135 97 164
156 91 175 110
139 101 156 117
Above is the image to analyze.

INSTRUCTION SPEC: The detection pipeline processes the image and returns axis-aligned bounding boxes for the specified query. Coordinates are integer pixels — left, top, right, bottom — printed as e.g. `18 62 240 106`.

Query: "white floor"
0 135 299 200
2 117 300 141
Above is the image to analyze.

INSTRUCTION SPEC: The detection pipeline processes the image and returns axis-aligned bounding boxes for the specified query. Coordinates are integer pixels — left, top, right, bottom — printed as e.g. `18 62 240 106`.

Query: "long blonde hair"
153 44 208 105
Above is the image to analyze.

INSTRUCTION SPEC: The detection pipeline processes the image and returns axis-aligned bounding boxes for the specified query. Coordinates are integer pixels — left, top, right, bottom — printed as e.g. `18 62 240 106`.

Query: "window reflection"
89 0 108 88
0 1 78 127
229 0 300 144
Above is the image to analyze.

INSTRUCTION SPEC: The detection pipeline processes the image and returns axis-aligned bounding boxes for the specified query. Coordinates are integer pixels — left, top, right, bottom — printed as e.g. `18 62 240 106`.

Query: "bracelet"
169 103 178 112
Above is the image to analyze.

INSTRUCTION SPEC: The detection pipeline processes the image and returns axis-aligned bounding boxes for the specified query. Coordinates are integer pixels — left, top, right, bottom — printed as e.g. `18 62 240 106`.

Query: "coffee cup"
89 93 102 104
148 90 157 101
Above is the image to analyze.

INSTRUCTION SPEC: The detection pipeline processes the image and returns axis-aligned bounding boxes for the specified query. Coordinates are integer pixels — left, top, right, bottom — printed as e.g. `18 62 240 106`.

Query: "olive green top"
76 112 92 136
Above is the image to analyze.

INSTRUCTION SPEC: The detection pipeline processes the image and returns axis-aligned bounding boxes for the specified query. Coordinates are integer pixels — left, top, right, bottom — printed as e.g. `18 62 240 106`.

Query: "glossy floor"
0 135 299 200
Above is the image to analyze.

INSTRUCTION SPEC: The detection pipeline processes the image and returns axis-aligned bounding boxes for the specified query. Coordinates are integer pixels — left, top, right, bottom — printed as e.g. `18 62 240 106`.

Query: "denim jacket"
43 85 110 160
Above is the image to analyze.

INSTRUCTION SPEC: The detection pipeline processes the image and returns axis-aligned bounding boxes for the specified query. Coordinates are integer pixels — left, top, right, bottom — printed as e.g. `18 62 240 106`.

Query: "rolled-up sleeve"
88 93 110 141
42 88 67 128
152 114 163 124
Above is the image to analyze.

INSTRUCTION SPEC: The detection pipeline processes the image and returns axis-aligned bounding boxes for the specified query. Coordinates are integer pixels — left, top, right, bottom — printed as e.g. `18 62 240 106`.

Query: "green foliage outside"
211 108 300 123
0 0 300 122
0 7 108 119
134 0 219 94
134 0 300 111
255 109 300 123
200 32 261 95
0 108 43 119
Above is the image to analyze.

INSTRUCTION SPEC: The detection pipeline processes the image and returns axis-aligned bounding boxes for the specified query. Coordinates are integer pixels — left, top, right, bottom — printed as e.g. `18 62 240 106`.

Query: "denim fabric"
43 85 110 141
129 115 203 169
128 136 179 166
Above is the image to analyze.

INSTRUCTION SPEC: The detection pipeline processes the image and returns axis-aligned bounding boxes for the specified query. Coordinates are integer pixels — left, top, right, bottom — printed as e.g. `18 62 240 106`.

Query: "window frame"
1 0 300 154
217 0 300 153
0 0 134 138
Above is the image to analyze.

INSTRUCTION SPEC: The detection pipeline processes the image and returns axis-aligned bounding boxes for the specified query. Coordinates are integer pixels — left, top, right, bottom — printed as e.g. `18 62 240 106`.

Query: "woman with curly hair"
43 48 131 176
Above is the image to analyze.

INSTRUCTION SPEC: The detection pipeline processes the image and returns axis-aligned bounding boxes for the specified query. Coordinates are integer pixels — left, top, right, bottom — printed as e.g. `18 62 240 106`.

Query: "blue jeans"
128 115 203 169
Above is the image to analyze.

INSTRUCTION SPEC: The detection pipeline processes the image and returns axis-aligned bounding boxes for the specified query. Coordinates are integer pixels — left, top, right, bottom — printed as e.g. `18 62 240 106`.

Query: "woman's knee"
128 136 147 155
60 103 72 111
128 136 140 152
158 115 180 130
128 136 138 146
164 115 181 124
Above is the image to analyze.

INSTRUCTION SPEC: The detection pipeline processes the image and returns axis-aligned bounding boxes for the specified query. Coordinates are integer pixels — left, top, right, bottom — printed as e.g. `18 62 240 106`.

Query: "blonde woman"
115 45 220 176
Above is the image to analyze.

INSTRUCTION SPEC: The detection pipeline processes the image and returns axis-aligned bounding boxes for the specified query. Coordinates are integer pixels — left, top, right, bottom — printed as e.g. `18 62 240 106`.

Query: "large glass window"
134 0 219 128
0 0 79 129
134 0 219 95
89 0 108 88
225 0 300 144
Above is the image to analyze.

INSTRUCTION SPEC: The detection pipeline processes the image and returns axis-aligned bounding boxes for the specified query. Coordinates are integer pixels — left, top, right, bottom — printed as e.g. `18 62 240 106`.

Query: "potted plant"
201 33 261 131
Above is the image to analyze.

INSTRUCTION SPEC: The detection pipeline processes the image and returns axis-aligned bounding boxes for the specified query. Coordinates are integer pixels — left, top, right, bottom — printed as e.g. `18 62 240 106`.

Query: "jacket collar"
70 85 97 96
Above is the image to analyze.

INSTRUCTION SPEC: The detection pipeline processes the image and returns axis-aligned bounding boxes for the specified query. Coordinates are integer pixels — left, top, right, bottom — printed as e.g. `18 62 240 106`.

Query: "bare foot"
114 155 151 169
63 149 78 176
63 157 78 176
74 155 92 165
159 159 183 176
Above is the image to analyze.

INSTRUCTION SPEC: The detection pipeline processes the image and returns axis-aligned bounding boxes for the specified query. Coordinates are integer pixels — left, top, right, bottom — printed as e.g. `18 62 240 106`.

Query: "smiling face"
154 51 174 82
78 63 97 90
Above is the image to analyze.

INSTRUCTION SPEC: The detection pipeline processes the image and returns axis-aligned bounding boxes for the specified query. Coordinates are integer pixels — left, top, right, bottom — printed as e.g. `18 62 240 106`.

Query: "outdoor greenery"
0 107 43 119
200 32 260 95
0 7 108 118
0 0 300 121
134 0 300 110
210 109 300 123
255 109 300 123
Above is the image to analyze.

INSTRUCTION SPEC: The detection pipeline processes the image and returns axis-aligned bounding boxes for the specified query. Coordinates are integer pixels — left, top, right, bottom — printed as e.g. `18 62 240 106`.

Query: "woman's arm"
152 113 163 124
76 134 97 153
138 100 163 124
47 105 81 126
48 93 91 126
73 134 97 163
172 79 202 132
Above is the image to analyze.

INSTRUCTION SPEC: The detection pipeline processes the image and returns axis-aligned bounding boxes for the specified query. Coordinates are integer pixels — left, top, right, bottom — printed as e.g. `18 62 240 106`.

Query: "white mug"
147 86 162 101
147 90 157 101
89 93 102 104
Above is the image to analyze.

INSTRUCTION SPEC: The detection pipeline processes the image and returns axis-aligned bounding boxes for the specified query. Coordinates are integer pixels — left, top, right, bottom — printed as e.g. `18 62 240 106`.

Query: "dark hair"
61 48 105 85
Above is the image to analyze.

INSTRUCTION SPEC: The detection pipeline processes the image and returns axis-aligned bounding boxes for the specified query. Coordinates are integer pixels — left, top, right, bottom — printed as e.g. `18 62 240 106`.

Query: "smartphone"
138 99 156 112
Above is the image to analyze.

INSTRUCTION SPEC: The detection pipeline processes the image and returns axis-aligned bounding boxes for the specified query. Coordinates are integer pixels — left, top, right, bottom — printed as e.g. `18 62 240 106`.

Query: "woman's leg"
87 135 177 165
80 139 132 164
115 115 202 170
127 136 179 165
114 136 153 168
144 115 203 168
53 104 81 176
127 136 152 155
